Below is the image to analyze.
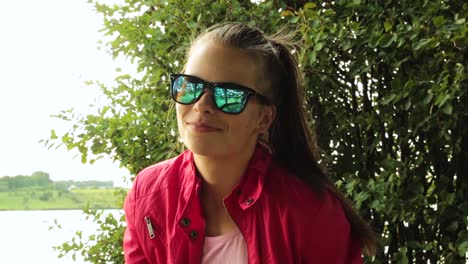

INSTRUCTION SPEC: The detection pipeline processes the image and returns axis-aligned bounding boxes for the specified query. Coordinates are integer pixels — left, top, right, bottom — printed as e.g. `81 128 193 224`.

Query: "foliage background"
48 0 467 263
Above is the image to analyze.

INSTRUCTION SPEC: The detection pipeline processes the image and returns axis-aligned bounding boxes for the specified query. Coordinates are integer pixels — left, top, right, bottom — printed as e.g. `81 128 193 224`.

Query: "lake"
0 209 123 264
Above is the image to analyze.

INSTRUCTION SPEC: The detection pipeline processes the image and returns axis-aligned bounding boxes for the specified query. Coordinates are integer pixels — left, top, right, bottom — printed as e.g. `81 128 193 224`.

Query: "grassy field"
0 188 124 210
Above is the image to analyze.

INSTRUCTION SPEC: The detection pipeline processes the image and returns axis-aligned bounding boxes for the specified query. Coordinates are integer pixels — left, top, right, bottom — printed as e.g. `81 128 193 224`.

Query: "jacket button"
246 198 254 205
180 218 191 227
190 230 198 239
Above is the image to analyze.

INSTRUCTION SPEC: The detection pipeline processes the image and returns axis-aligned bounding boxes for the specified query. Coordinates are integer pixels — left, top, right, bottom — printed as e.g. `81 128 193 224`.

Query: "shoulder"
127 150 191 201
266 164 351 235
252 155 362 261
274 167 349 227
264 165 323 213
266 162 346 217
302 189 360 261
266 166 360 261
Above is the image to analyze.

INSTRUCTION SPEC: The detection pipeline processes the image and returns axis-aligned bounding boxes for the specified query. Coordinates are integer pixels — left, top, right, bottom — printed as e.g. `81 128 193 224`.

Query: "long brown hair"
190 22 377 255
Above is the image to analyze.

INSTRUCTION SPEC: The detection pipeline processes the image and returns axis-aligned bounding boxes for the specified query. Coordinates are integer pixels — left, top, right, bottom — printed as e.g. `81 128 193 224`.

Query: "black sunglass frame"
170 73 270 114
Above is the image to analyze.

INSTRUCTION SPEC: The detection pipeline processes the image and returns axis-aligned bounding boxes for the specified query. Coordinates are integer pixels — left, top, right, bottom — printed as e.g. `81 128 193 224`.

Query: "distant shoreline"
0 188 125 211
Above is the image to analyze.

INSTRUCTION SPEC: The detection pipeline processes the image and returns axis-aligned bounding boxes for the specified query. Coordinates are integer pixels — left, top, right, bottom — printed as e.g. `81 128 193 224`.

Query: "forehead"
184 40 263 92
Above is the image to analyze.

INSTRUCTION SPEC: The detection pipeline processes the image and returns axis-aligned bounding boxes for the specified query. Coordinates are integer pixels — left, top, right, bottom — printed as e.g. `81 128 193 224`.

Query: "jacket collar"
233 145 271 209
176 146 271 242
177 145 272 219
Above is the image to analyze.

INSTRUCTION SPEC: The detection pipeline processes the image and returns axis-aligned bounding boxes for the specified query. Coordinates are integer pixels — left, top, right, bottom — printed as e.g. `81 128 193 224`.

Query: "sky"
0 0 133 187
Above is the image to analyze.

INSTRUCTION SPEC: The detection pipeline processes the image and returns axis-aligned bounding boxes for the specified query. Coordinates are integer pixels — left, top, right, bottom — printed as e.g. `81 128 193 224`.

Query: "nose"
193 90 216 114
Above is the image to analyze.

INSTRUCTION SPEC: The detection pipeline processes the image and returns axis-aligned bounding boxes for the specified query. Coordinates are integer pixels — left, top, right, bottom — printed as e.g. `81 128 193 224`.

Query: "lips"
186 121 221 132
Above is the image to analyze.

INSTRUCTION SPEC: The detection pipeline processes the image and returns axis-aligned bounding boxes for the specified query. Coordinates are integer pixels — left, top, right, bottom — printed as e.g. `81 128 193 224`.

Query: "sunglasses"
170 74 270 114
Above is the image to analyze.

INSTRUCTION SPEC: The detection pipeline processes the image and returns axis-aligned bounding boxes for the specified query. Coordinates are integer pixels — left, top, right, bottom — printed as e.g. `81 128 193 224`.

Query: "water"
0 210 123 264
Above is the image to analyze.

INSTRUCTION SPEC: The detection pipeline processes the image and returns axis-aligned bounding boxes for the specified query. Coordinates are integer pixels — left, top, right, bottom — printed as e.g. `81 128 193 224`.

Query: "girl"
123 22 376 263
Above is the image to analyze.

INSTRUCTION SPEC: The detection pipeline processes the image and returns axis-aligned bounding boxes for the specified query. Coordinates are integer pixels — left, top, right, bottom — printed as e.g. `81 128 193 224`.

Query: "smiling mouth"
187 122 221 133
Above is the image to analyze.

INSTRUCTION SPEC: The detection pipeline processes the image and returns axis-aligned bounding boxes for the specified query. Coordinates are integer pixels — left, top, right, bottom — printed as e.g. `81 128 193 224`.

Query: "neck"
194 145 256 201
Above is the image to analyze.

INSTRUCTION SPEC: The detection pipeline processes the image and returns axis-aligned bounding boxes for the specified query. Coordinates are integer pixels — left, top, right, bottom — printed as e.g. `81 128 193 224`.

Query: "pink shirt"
201 227 248 264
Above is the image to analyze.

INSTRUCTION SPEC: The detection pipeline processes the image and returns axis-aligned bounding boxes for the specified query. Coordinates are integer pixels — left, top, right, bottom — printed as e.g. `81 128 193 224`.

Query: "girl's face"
176 39 274 159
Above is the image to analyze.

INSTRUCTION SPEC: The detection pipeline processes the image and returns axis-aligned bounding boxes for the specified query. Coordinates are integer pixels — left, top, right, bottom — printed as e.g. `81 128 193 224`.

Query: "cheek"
176 104 189 119
232 110 262 134
176 105 187 132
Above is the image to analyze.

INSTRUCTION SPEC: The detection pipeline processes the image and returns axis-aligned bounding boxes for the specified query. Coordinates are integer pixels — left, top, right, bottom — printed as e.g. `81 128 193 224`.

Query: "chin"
185 139 225 157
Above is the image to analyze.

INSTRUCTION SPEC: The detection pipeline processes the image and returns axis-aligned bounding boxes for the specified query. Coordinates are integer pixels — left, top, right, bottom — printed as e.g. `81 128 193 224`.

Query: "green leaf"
435 93 450 107
368 34 380 48
309 50 317 64
384 21 392 32
370 200 380 209
422 93 433 105
407 240 422 249
455 18 466 24
314 42 323 51
50 129 58 140
303 2 317 9
443 103 453 115
381 34 396 48
456 230 468 256
281 10 294 17
432 16 446 28
346 0 361 7
290 16 299 24
459 202 468 214
404 99 411 110
382 94 397 105
393 247 409 264
414 38 433 51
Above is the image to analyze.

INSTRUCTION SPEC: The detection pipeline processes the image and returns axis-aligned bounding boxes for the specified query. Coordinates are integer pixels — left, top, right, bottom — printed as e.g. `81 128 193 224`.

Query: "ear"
257 105 276 134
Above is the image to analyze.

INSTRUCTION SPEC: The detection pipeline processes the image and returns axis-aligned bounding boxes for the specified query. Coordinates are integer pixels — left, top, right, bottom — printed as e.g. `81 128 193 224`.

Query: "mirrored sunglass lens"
213 86 246 113
173 77 203 103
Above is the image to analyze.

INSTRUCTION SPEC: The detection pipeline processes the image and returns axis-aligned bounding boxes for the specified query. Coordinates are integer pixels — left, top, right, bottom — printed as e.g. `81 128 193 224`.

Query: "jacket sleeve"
123 180 149 264
301 192 363 264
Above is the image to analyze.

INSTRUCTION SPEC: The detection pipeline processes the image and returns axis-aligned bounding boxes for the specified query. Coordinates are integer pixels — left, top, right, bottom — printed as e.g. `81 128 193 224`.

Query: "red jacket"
124 146 363 263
